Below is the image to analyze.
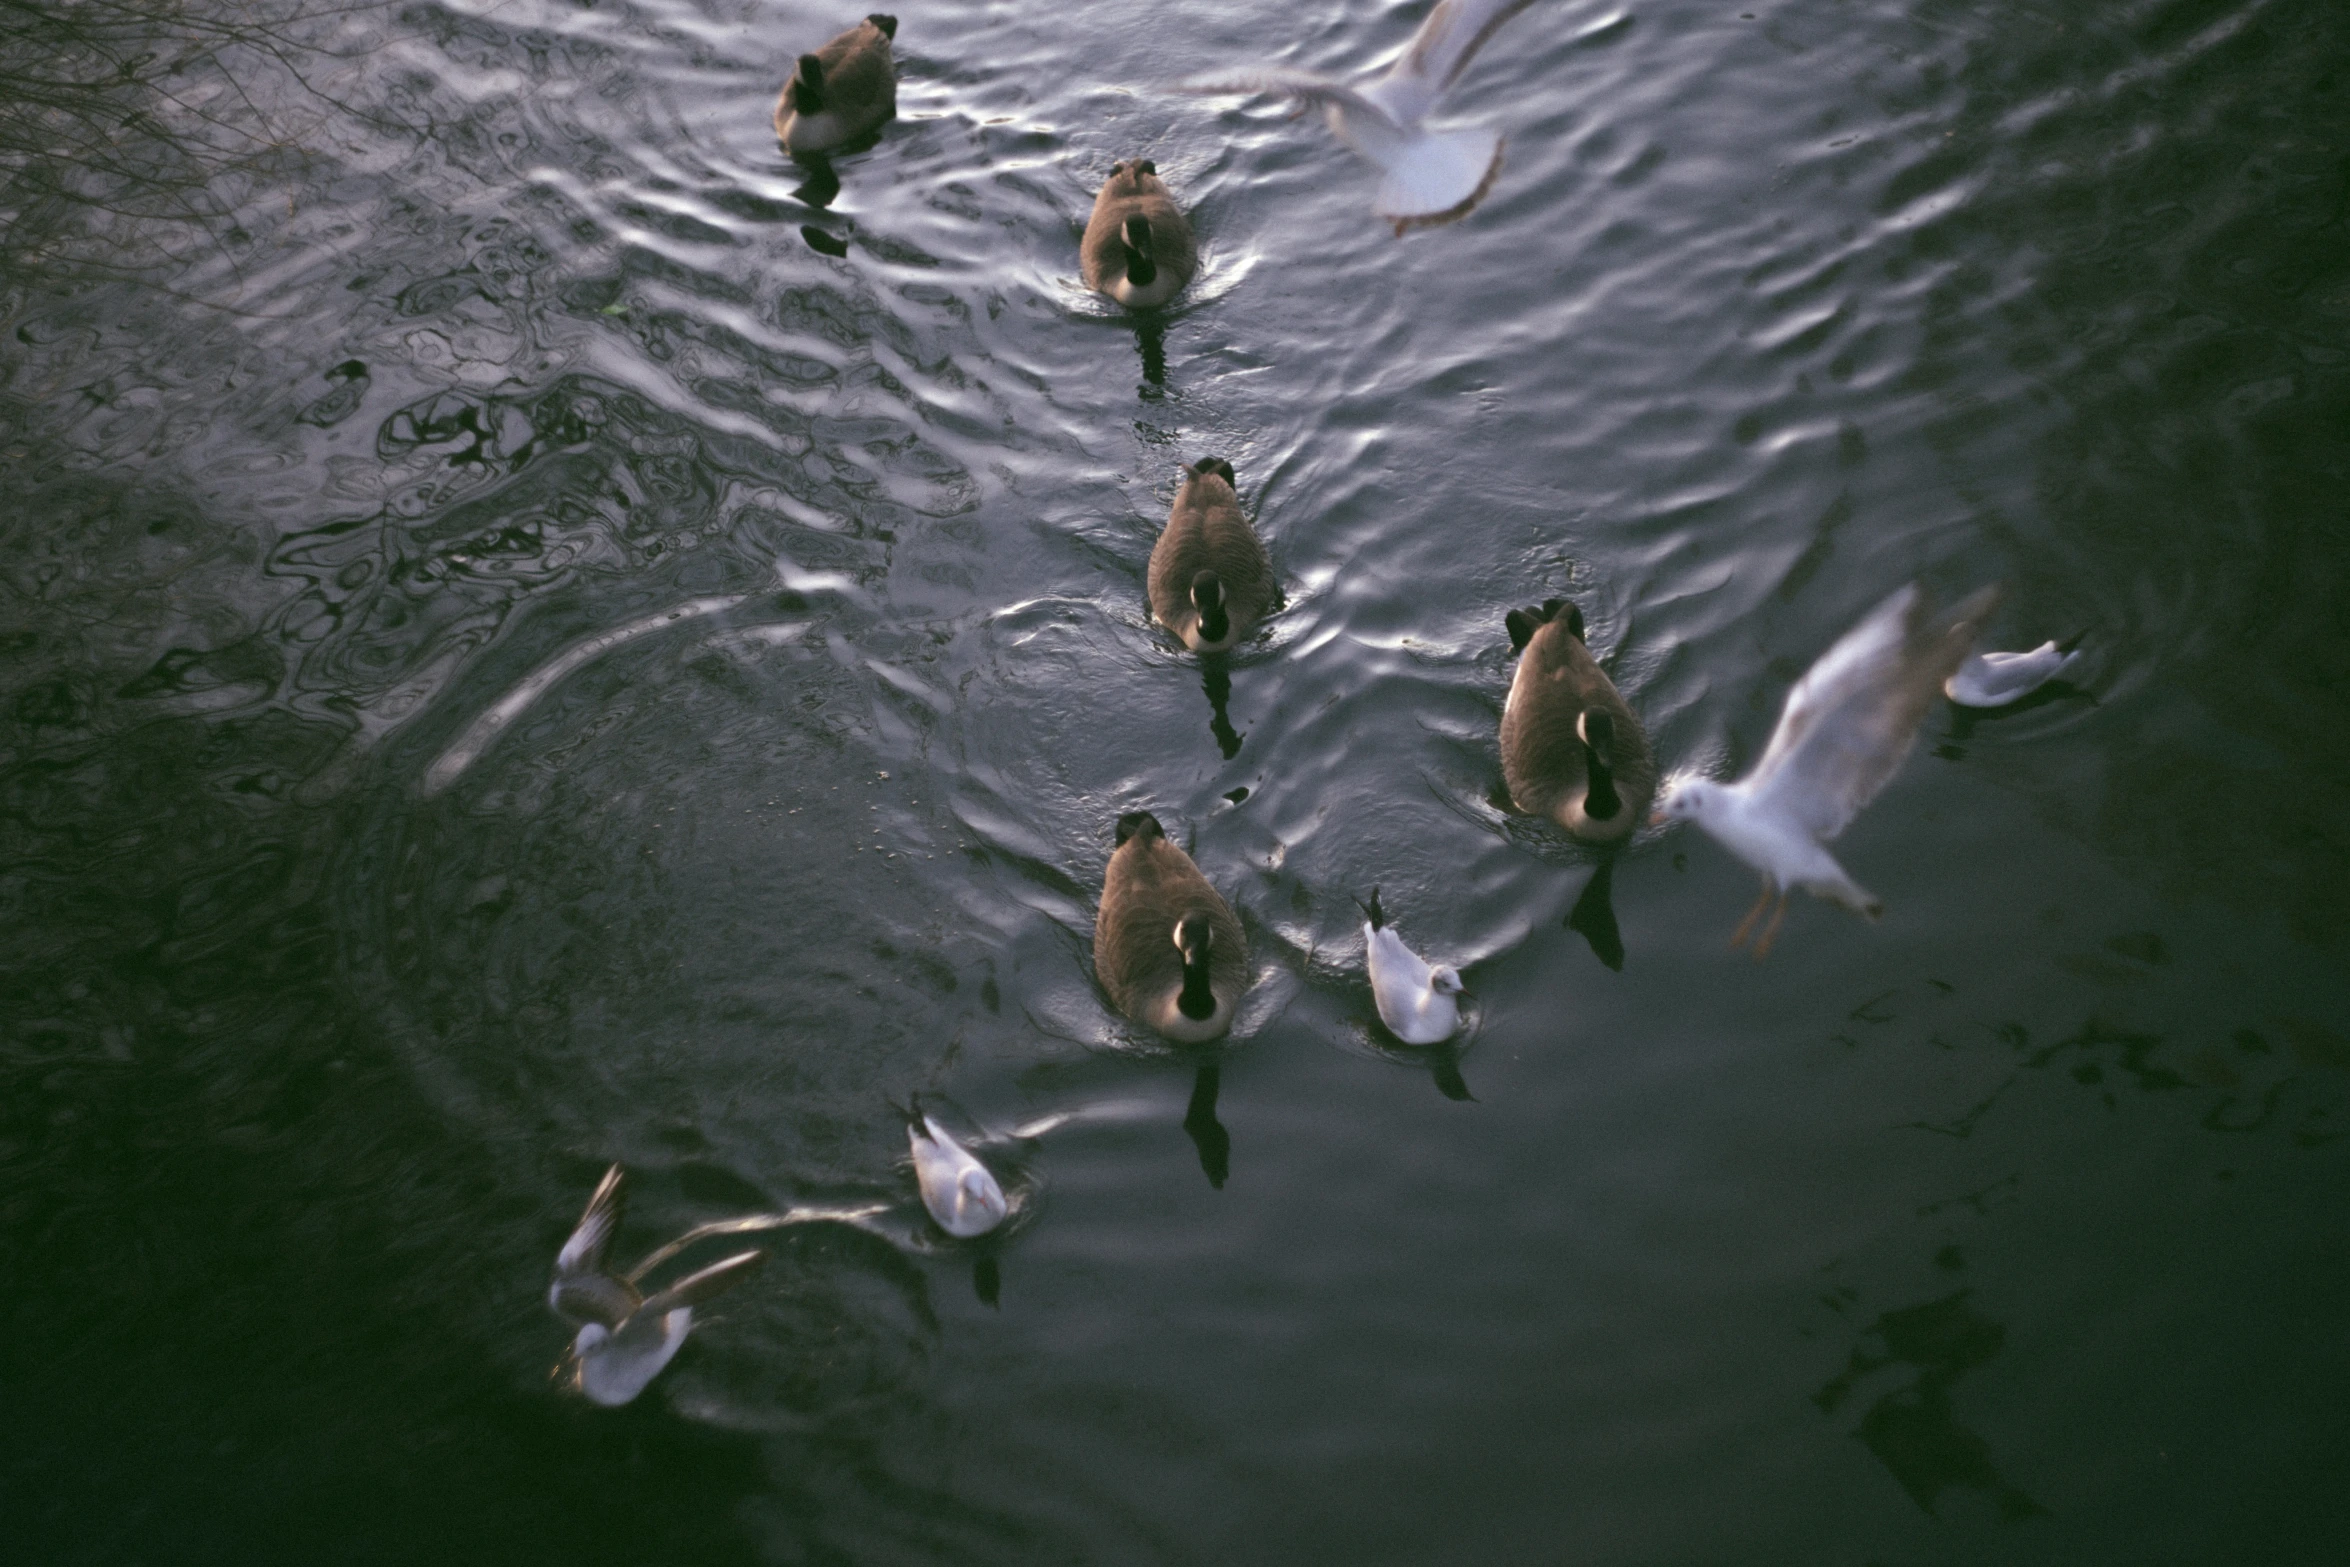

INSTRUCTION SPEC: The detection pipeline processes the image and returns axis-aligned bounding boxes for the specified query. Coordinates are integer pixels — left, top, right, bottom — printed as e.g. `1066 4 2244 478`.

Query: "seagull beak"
1647 809 1666 826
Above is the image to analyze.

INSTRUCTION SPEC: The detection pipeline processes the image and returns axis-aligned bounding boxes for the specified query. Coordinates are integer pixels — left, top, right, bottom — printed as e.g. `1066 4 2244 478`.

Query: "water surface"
5 0 2348 1561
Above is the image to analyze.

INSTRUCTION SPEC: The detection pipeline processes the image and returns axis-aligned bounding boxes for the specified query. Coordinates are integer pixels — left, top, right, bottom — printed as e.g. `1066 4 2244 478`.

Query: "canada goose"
1174 0 1542 235
774 14 898 155
907 1107 1009 1238
1081 159 1198 309
1359 887 1463 1044
1500 599 1656 843
1094 811 1248 1043
1653 583 2002 956
1148 457 1274 652
548 1164 768 1406
1945 631 2086 707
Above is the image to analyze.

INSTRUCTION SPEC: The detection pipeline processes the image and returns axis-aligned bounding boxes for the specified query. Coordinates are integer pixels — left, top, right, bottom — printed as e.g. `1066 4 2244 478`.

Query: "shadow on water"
790 154 840 210
972 1251 1002 1309
1814 1288 2048 1524
1201 654 1244 760
1426 1040 1474 1102
1132 312 1168 392
1565 856 1625 972
1183 1057 1230 1190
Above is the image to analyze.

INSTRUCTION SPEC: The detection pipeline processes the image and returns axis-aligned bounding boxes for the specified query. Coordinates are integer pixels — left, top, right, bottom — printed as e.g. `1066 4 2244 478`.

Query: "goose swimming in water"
548 1164 768 1407
1359 887 1463 1045
1653 582 2002 956
773 14 898 155
907 1106 1010 1238
1094 811 1249 1043
1148 457 1275 652
1944 631 2086 707
1174 0 1543 235
1081 160 1199 309
1500 598 1656 843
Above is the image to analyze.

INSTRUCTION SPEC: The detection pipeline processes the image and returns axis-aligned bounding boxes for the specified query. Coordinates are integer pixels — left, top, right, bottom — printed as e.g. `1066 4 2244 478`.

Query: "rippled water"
6 0 2348 1560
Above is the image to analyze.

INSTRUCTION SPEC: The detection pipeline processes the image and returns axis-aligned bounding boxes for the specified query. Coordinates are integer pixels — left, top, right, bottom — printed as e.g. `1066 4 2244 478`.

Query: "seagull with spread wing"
547 1164 768 1407
1173 0 1544 235
1652 583 2003 956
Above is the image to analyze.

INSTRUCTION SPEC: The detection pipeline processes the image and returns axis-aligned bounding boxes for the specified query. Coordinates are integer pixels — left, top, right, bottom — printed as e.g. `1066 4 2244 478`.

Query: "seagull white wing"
1372 0 1545 124
555 1163 625 1280
634 1248 767 1316
1174 67 1401 132
1745 584 2001 842
574 1314 692 1407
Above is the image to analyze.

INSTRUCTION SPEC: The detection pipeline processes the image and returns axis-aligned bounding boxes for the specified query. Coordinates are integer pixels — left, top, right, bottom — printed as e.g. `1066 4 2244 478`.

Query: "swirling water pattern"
3 0 2348 1561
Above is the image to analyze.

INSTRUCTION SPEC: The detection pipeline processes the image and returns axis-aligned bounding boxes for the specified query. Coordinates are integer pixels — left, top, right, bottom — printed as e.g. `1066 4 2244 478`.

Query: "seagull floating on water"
1653 583 2002 956
1174 0 1545 236
1944 631 2086 708
1359 886 1464 1044
908 1106 1010 1238
548 1164 768 1406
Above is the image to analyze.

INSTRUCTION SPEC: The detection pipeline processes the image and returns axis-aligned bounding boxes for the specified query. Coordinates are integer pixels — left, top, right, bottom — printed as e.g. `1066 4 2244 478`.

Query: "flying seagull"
547 1164 767 1406
1944 631 2086 707
1653 583 2002 956
1174 0 1545 235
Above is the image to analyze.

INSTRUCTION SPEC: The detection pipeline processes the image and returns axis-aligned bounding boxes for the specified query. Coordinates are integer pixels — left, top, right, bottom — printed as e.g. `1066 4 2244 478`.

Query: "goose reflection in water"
1133 312 1168 391
1200 654 1244 759
1183 1058 1231 1189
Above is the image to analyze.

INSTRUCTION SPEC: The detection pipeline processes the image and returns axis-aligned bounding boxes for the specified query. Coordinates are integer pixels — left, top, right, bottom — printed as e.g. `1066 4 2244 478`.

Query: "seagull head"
1428 964 1465 998
956 1167 1009 1231
1652 777 1721 826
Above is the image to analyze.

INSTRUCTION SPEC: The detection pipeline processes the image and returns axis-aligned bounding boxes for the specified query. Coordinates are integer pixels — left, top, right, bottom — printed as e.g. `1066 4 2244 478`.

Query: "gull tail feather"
1373 126 1504 233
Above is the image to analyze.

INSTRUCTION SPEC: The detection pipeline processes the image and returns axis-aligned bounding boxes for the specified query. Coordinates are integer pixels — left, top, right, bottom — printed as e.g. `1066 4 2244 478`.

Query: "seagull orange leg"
1751 893 1791 959
1730 883 1774 949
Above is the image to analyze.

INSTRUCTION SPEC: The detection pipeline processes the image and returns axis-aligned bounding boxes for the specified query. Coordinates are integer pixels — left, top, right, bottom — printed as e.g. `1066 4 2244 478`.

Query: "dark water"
5 0 2348 1560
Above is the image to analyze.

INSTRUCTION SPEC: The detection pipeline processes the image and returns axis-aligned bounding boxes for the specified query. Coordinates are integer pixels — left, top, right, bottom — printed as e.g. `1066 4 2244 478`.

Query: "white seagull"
1359 886 1464 1044
548 1164 768 1406
1944 631 2086 707
1653 583 2002 956
908 1108 1010 1239
1175 0 1545 235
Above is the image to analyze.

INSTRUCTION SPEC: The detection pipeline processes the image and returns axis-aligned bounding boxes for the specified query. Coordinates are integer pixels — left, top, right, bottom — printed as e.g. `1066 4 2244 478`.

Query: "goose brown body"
1147 458 1274 652
773 15 898 154
1500 599 1656 843
1081 160 1198 308
1094 812 1248 1043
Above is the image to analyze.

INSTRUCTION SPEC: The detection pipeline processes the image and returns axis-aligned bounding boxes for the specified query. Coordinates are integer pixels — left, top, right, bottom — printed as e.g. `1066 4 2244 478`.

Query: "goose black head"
1172 912 1218 1019
1115 810 1164 847
1191 456 1236 487
1120 213 1157 288
789 53 826 113
1174 911 1212 965
1577 709 1622 817
866 12 897 39
1190 570 1229 642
